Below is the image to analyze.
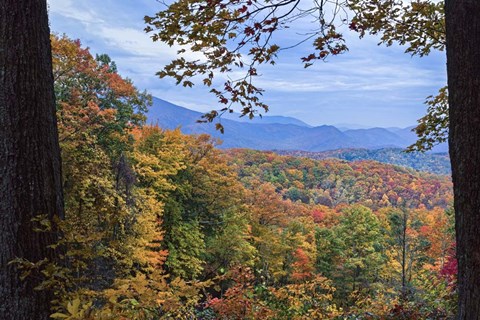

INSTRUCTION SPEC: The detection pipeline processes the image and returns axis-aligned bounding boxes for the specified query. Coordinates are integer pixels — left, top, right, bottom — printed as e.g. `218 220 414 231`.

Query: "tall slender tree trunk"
0 1 64 319
401 209 407 300
445 1 480 318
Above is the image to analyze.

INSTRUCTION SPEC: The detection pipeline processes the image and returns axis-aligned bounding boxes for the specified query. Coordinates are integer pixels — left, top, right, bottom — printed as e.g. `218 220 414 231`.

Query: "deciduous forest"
7 35 457 319
2 0 480 319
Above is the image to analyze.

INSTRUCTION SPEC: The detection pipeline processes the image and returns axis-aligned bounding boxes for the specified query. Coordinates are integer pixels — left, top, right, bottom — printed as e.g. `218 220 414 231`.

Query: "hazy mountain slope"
146 97 447 152
147 97 311 129
343 128 407 148
277 148 451 175
147 97 356 150
221 112 312 127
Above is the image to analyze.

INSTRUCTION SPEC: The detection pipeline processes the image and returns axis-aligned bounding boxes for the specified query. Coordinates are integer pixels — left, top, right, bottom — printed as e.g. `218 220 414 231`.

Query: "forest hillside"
11 35 456 319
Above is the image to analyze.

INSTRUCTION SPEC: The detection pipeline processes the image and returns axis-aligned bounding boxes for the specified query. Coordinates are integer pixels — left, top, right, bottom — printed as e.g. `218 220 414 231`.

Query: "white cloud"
47 0 446 128
48 0 99 24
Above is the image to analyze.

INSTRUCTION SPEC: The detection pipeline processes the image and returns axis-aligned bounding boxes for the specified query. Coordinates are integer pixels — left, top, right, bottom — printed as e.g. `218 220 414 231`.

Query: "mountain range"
147 97 448 153
277 148 451 175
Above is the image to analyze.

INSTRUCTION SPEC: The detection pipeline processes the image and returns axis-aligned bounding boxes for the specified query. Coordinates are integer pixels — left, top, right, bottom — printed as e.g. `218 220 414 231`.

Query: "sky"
47 0 447 128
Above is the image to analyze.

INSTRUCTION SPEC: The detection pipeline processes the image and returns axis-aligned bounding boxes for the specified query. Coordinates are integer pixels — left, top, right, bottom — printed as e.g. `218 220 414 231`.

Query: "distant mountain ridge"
221 111 312 127
147 97 448 152
276 148 451 175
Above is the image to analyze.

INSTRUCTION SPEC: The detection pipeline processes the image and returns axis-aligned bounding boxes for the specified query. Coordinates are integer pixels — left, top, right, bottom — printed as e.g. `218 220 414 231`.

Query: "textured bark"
445 1 480 319
0 0 64 319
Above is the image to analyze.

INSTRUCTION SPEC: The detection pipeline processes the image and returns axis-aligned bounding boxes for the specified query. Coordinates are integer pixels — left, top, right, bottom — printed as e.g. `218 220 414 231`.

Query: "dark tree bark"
0 0 64 319
445 1 480 318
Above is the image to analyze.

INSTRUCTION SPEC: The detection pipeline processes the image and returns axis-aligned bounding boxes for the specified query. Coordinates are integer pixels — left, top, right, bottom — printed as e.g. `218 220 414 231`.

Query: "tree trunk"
0 1 64 319
401 209 407 300
445 1 480 318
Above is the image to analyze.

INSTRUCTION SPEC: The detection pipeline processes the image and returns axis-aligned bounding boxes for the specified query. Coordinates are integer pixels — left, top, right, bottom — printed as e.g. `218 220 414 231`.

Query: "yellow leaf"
66 298 80 316
49 313 69 319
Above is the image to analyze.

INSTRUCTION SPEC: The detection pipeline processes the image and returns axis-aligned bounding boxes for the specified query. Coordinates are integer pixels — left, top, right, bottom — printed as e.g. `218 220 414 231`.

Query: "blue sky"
47 0 446 128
